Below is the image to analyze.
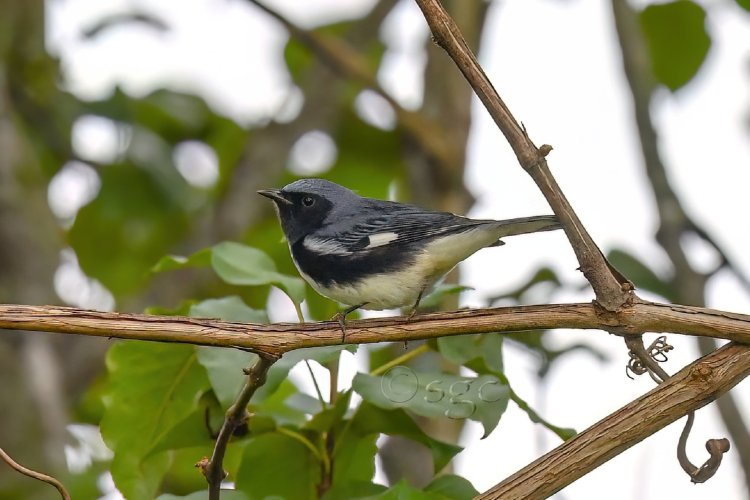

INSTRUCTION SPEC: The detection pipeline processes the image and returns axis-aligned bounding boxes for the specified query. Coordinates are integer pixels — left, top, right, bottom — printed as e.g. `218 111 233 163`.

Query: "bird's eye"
302 196 315 207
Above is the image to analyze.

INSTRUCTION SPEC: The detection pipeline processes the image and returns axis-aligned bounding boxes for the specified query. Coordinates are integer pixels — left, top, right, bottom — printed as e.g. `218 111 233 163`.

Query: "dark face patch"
274 191 334 244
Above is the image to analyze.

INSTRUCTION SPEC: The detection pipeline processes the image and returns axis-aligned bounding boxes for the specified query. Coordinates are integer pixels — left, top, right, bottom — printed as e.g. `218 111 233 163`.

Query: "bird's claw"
331 312 348 343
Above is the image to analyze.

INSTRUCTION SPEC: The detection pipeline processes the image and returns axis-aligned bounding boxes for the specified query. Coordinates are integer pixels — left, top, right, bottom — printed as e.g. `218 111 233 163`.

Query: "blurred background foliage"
0 0 748 498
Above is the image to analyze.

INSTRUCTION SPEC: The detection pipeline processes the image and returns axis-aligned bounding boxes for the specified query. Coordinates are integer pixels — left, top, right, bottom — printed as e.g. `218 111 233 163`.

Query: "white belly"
292 226 502 310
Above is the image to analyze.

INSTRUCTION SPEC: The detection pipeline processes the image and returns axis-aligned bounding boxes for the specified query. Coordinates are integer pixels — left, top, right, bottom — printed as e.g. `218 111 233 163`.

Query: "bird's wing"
312 204 488 254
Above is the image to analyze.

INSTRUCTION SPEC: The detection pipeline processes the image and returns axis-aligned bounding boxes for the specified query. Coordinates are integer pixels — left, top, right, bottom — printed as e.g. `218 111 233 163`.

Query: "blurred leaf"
424 475 479 500
256 345 354 401
607 248 674 300
147 406 214 457
156 490 247 500
101 342 210 499
737 0 750 12
195 347 257 408
189 296 266 407
323 481 385 500
367 480 447 499
353 371 509 438
418 284 473 309
145 300 195 316
235 432 321 499
211 241 306 304
640 0 710 91
252 378 308 426
151 248 212 273
350 402 462 472
70 164 189 295
510 389 577 441
190 296 267 323
331 432 378 489
306 390 351 432
489 267 560 303
437 333 503 374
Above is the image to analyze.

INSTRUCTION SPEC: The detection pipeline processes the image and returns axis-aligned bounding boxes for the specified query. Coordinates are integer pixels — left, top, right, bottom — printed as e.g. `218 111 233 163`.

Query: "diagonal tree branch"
1 302 750 356
479 341 750 499
413 0 631 311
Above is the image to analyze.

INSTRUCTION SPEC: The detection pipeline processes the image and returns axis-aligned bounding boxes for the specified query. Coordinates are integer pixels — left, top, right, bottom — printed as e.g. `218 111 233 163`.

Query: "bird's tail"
488 215 561 245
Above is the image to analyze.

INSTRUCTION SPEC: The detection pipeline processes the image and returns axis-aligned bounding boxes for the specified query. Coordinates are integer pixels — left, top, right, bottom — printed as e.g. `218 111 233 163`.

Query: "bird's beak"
257 188 292 205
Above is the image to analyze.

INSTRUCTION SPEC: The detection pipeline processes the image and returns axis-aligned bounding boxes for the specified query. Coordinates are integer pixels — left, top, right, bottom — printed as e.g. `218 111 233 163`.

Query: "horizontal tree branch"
480 341 750 498
0 302 749 357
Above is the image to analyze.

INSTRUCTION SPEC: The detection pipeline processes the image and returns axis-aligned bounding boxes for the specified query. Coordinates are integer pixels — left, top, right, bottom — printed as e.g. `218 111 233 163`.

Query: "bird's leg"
332 303 366 343
403 289 427 349
407 288 426 320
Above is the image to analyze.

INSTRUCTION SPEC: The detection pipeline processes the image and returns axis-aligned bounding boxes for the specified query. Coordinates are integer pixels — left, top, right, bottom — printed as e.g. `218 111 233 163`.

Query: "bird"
258 178 561 337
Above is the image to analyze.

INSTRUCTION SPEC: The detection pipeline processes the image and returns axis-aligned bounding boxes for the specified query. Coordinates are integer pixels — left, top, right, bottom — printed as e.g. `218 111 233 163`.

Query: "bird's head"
258 178 358 244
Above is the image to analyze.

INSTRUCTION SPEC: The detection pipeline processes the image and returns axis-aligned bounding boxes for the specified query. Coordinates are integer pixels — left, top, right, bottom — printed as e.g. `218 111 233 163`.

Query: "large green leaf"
190 296 265 408
737 0 750 12
156 490 247 500
349 403 462 472
70 164 190 295
353 370 509 438
424 475 479 500
100 342 210 499
211 241 306 305
437 333 504 374
235 432 321 499
640 0 710 91
366 480 448 500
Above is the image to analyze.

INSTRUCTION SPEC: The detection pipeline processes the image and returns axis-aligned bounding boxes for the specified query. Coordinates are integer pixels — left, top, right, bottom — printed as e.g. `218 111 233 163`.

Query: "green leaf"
235 432 321 500
418 284 472 309
353 370 509 438
323 481 386 500
367 480 447 499
424 475 479 500
350 403 462 472
640 0 710 91
437 333 504 373
607 248 674 300
306 390 352 432
151 248 212 273
156 490 248 500
101 342 210 499
146 407 214 457
257 345 354 402
211 241 306 304
736 0 750 12
195 347 257 408
70 164 190 295
189 297 266 407
190 296 268 323
331 433 378 487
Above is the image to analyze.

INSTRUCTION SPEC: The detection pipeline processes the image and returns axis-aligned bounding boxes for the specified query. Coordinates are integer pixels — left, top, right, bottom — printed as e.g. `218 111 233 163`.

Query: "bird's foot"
331 312 348 343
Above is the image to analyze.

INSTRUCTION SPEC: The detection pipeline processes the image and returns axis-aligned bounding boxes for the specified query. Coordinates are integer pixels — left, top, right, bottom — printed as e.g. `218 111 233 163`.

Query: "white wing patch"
365 232 398 249
303 237 351 255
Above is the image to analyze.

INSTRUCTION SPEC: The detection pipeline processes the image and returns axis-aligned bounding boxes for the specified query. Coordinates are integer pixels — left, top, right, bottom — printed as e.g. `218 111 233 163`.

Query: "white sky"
46 0 750 498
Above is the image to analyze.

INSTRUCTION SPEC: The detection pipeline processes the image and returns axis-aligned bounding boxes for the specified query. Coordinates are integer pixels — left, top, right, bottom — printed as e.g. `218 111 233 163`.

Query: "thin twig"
412 0 631 311
0 447 70 500
201 355 277 500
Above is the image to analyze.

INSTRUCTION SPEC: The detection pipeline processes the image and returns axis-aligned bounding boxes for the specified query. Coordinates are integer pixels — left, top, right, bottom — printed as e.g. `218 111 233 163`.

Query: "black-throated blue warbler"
258 179 561 334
